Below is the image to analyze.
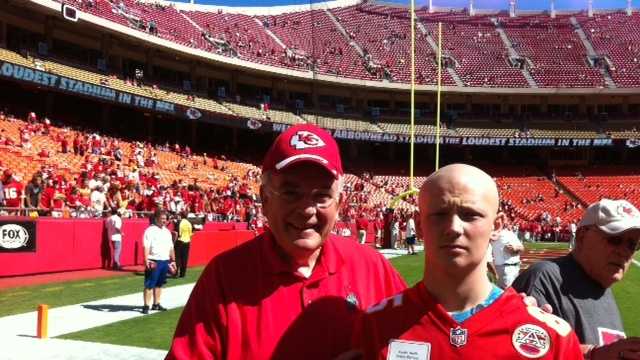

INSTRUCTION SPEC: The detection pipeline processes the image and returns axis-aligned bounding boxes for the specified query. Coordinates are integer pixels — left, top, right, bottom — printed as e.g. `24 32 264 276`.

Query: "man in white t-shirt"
105 208 123 270
391 216 400 249
485 242 497 281
142 209 175 314
569 222 577 249
491 223 524 288
88 173 103 191
405 213 417 255
90 185 106 217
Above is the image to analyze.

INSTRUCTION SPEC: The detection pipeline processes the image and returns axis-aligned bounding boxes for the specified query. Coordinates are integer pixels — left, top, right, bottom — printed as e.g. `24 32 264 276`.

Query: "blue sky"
172 0 640 9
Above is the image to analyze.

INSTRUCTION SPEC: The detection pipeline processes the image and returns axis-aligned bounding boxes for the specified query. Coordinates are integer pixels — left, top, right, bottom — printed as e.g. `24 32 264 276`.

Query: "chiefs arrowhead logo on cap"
618 204 638 217
290 131 326 150
262 124 343 178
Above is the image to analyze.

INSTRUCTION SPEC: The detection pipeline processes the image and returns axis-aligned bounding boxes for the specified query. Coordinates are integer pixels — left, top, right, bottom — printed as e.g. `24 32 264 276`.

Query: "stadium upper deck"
33 0 640 90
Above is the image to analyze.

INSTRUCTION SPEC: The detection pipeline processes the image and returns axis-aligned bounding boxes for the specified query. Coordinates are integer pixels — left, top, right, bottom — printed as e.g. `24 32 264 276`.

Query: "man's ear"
260 185 269 217
337 192 345 208
573 227 587 252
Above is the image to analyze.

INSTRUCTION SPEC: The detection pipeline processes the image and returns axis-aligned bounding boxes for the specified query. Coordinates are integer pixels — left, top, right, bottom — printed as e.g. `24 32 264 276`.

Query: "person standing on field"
142 209 175 314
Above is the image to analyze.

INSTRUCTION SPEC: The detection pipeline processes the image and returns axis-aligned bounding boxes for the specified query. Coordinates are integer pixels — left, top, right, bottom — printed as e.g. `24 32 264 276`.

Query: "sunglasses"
605 235 640 253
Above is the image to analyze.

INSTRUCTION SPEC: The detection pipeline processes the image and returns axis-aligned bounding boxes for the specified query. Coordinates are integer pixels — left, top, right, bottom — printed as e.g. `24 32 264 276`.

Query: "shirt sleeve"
512 264 558 316
166 261 226 359
553 330 583 360
143 228 151 249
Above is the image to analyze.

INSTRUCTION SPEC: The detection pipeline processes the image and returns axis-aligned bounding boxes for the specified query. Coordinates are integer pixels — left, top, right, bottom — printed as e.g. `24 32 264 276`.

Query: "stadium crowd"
0 110 266 227
1 107 636 250
0 108 407 235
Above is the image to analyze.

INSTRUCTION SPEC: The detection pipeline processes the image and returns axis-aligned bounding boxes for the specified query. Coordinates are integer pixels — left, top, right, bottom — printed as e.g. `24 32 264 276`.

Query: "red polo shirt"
167 230 407 360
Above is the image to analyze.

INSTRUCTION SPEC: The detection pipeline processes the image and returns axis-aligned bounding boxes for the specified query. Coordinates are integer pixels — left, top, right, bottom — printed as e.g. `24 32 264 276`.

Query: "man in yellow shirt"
175 211 193 278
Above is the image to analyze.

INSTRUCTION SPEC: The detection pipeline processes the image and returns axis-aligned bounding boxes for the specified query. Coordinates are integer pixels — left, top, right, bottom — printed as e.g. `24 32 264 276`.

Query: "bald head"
419 164 499 215
417 164 502 284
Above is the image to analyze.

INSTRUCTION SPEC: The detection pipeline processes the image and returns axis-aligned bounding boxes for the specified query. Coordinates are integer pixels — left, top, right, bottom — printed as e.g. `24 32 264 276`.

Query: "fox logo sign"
0 224 30 249
290 131 326 150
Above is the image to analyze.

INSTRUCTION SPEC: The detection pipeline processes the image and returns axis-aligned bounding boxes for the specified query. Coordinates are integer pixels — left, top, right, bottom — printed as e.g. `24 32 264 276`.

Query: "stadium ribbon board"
0 61 176 115
0 220 36 252
270 123 622 148
2 60 636 150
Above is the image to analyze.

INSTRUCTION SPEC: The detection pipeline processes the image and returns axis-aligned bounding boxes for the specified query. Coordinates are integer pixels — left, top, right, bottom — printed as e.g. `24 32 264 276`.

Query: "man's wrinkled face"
261 163 341 260
576 226 640 288
418 175 500 273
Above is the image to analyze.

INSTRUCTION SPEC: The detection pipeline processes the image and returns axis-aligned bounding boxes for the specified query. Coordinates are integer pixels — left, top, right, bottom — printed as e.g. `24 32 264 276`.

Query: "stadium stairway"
569 17 616 89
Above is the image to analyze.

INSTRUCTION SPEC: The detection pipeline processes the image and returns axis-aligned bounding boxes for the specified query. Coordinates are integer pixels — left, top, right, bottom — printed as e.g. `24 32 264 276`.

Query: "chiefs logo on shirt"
598 328 626 346
512 324 551 358
290 131 325 150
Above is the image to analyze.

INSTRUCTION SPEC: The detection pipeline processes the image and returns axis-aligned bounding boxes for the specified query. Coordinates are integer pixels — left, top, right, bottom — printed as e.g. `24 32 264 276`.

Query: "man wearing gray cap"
513 199 640 360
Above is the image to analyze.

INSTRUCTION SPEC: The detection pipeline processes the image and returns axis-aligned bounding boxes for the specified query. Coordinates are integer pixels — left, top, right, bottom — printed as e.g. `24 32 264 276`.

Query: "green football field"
3 247 639 351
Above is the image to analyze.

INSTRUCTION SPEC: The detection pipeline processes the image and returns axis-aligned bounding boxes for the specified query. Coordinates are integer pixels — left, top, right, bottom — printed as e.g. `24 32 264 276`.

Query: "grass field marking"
41 286 65 292
71 282 95 288
632 259 640 268
100 279 121 284
0 290 31 297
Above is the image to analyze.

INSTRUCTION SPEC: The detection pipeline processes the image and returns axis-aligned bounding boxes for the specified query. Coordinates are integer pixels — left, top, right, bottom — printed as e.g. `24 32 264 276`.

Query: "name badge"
387 339 431 360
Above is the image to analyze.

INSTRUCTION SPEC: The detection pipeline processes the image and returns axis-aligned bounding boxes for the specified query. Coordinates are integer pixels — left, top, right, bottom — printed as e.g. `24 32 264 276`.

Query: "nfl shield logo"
345 293 359 310
450 327 468 348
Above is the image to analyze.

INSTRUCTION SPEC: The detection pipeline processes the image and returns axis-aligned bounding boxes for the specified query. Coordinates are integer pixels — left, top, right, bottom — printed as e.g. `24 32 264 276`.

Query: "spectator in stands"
513 199 640 360
167 124 406 359
25 175 43 212
350 164 582 359
148 20 158 36
0 175 4 210
2 170 24 215
90 185 107 217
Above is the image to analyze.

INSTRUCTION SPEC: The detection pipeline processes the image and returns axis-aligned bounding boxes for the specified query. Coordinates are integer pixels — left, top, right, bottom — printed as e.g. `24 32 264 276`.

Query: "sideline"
0 337 167 360
0 283 195 360
0 283 194 339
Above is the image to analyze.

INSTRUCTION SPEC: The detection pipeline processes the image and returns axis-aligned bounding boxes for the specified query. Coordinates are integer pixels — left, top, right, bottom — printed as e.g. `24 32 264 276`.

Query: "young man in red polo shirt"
351 164 583 360
167 124 407 359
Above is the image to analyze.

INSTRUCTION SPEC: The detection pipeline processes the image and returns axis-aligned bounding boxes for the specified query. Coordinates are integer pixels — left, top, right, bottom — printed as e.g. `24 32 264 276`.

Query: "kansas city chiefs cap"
262 124 343 178
578 198 640 235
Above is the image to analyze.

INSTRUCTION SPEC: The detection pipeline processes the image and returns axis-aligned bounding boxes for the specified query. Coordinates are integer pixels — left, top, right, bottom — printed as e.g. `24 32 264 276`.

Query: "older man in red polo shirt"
167 124 407 359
